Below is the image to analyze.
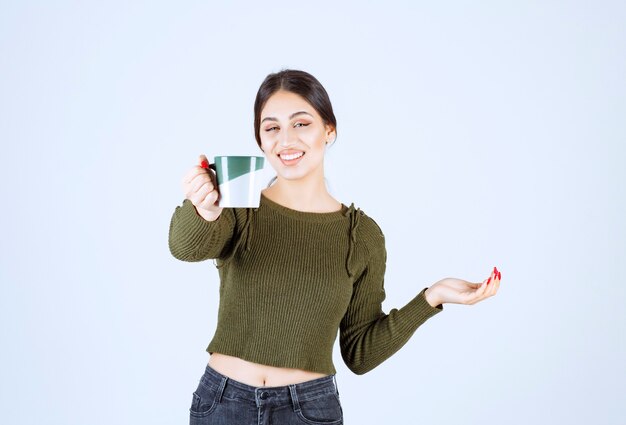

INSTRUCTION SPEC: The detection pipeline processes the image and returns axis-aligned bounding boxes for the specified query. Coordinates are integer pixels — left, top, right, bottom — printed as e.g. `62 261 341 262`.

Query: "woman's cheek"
260 138 274 153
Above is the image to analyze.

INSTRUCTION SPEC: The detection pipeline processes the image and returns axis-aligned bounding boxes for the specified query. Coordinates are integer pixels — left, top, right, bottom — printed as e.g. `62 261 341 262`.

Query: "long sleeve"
339 236 443 375
168 199 237 262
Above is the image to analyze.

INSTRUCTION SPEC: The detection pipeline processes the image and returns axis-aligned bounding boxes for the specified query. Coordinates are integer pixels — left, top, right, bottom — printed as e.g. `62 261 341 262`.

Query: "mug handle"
206 163 221 202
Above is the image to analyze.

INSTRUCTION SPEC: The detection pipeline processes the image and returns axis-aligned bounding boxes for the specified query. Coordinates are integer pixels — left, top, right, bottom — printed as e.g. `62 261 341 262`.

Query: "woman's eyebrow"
261 111 313 123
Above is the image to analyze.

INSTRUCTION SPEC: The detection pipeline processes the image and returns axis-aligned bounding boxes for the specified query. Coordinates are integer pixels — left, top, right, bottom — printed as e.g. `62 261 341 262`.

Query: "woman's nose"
279 128 295 146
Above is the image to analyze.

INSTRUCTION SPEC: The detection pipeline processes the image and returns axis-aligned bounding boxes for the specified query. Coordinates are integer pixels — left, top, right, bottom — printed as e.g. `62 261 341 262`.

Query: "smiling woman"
168 69 501 424
254 71 338 207
258 90 335 201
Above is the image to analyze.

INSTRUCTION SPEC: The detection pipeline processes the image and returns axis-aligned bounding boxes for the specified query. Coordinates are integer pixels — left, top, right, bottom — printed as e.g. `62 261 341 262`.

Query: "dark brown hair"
253 69 337 150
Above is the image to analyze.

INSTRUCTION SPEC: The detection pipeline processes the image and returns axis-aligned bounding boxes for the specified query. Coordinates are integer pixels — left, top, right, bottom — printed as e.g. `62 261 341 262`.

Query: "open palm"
425 268 501 306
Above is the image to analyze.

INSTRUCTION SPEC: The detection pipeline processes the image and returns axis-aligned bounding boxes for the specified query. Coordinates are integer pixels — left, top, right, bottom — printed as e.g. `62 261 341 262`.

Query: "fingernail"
498 271 501 280
201 160 209 169
493 266 497 275
487 277 491 284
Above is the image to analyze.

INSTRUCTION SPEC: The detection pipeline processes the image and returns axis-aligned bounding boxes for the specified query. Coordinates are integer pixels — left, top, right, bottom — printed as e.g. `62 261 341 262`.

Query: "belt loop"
216 377 228 403
333 375 339 395
288 384 300 413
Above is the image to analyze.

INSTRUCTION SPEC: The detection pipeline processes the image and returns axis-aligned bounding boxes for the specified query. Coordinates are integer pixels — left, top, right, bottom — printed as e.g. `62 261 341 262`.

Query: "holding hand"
181 154 223 221
424 267 502 307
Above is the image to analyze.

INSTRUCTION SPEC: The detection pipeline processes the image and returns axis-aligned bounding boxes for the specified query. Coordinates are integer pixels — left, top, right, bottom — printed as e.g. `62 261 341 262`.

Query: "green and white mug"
209 156 265 208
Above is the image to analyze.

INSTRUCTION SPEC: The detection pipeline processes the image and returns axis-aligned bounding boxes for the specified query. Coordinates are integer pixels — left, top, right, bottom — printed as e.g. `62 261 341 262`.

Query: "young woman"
169 69 501 425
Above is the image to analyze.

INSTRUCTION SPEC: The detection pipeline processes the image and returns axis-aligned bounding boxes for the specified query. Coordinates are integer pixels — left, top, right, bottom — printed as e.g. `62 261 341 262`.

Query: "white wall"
1 1 624 424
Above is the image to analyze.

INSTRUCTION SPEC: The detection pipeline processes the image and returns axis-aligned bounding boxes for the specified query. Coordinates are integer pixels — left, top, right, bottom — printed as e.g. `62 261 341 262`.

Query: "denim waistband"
199 364 338 408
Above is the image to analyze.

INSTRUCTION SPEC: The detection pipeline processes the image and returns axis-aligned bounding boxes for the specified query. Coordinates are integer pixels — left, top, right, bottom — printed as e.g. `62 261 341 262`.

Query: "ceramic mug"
208 156 265 208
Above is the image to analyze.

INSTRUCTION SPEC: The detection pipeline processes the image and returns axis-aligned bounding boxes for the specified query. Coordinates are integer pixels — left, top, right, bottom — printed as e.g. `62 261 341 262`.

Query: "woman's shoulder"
357 209 384 235
348 204 386 252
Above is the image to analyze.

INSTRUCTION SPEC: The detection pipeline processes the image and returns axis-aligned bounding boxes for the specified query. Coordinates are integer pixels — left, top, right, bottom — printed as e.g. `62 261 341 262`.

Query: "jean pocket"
296 392 343 425
189 382 219 419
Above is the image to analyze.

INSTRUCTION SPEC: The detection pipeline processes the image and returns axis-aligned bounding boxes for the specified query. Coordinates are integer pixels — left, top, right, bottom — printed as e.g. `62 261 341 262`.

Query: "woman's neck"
262 176 341 213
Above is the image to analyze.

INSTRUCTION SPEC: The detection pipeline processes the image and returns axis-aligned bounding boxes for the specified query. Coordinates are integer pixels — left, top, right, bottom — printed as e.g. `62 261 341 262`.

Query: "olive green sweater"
168 194 442 375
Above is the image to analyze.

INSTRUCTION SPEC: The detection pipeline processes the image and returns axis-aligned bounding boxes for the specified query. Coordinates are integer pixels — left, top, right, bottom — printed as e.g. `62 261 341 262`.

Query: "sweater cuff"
169 199 236 259
401 287 443 324
177 199 233 233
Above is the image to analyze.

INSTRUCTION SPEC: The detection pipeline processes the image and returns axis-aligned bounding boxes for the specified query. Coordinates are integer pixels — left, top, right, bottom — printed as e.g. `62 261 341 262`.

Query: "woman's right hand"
181 154 223 221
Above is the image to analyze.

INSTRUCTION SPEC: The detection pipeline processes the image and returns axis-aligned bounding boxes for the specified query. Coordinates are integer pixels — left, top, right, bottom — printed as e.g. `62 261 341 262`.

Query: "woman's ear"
325 125 337 145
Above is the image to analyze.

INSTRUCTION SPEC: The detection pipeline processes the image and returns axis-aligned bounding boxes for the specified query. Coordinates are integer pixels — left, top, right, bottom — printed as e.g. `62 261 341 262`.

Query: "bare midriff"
208 353 328 387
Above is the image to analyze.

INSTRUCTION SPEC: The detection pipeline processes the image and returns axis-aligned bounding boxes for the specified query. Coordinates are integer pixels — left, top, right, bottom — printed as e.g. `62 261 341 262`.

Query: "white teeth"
280 152 304 161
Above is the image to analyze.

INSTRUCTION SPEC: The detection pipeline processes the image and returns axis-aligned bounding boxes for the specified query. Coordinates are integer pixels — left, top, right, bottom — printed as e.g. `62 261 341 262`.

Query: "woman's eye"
265 123 308 132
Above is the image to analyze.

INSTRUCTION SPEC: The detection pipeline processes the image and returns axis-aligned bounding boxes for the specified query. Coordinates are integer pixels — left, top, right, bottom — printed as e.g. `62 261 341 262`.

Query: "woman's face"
259 90 335 183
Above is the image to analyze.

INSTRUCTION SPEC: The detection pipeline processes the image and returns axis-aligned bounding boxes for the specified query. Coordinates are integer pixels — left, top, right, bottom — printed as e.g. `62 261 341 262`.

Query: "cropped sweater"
168 194 442 375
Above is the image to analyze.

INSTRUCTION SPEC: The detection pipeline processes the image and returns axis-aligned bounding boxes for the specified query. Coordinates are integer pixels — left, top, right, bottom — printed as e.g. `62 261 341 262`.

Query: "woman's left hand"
424 267 501 307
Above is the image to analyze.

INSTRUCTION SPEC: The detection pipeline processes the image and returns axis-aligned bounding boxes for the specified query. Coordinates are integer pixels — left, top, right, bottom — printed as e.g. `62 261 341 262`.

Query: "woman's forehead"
262 91 317 119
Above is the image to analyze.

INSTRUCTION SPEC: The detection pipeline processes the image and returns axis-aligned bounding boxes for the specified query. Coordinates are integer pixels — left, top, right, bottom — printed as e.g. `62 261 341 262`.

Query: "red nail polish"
493 266 497 275
201 160 209 169
487 277 491 284
498 271 501 280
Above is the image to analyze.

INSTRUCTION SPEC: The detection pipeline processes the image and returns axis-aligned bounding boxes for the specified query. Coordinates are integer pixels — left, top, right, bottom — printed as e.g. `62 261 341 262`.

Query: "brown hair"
253 69 337 150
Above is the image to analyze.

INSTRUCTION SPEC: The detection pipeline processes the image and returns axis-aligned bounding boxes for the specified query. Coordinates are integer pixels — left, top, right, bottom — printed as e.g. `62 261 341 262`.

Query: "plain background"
1 1 625 424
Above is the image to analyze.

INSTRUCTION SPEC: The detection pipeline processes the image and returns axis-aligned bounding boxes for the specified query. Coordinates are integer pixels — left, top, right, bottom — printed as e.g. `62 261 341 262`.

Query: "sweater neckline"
260 193 350 223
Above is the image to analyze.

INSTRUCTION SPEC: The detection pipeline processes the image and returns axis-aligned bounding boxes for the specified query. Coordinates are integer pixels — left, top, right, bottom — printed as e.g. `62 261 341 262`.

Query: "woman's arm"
168 153 238 262
168 199 237 262
339 241 443 375
339 235 501 374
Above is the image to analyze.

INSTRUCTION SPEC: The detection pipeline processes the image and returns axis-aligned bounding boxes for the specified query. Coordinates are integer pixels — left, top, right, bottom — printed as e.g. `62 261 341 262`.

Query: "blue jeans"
189 364 344 425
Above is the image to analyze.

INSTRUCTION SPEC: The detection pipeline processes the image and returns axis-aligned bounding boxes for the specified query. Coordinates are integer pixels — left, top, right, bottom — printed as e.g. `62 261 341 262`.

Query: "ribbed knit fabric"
168 194 443 375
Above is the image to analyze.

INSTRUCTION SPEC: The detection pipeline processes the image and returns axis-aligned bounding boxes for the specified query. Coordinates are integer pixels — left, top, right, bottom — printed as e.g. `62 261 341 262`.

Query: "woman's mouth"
278 151 305 165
